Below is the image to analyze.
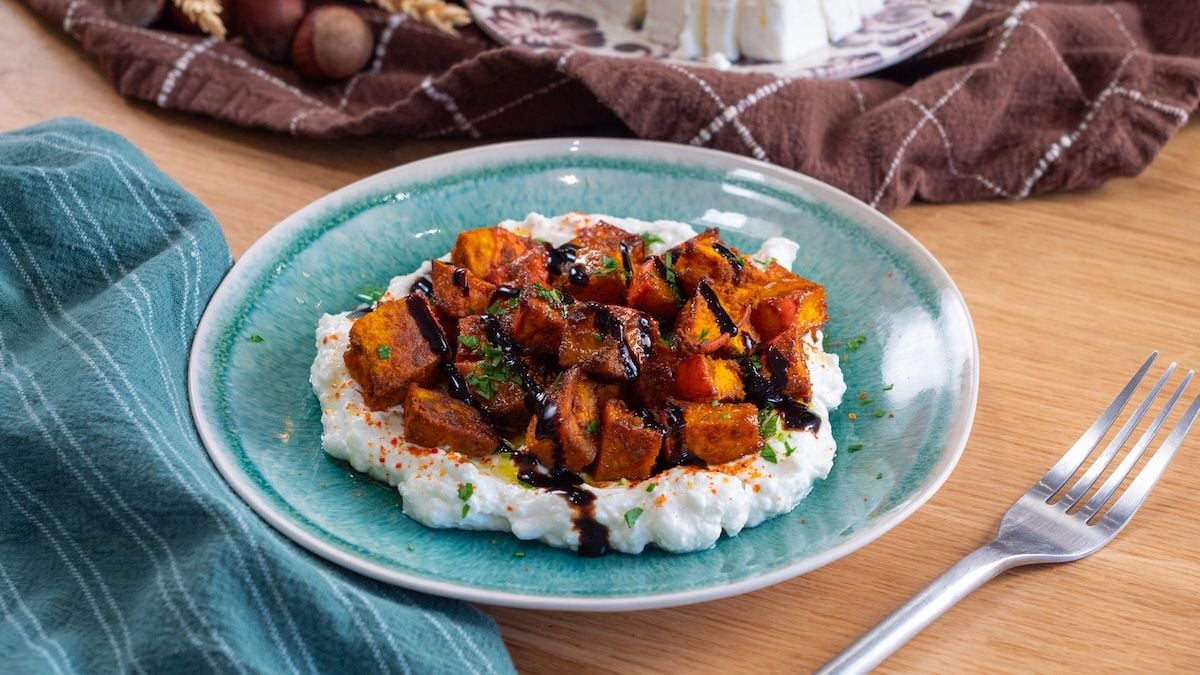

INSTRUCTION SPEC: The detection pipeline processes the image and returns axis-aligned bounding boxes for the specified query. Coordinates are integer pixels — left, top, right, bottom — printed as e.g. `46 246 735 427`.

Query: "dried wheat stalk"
368 0 472 34
172 0 227 40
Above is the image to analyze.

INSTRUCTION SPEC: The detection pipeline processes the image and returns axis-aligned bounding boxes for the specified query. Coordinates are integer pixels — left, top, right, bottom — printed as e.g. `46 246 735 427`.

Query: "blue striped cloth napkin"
0 118 514 674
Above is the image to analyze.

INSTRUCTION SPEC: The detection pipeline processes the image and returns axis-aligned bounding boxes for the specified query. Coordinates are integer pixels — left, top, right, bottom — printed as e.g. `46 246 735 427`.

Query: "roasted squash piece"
511 283 571 356
675 354 746 402
668 229 745 295
676 400 759 465
344 296 443 410
558 221 646 305
451 227 539 283
431 260 497 318
750 263 827 341
626 257 681 321
455 361 529 431
591 400 664 482
674 281 748 355
559 303 658 382
403 385 499 457
523 367 617 472
500 246 550 286
762 325 814 402
454 315 489 362
633 344 679 411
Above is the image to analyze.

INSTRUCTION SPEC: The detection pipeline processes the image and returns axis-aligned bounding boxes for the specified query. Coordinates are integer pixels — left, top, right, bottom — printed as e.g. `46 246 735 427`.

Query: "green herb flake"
623 507 644 528
784 441 797 457
534 283 565 306
457 483 474 502
876 473 883 480
513 551 526 559
847 444 864 454
761 445 778 464
641 232 665 247
600 255 621 276
847 334 868 351
711 399 720 407
376 345 392 360
874 408 886 418
247 335 264 343
461 504 470 518
586 420 600 435
698 328 711 342
518 480 535 490
646 482 657 492
593 332 606 343
758 408 780 439
719 413 731 420
353 284 387 304
883 383 894 391
662 252 678 285
406 544 415 552
458 335 479 350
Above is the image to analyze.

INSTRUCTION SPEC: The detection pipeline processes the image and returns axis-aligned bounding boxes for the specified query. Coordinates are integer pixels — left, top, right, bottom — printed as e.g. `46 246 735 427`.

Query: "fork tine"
1098 387 1200 530
1078 371 1193 520
1035 352 1158 498
1057 363 1175 509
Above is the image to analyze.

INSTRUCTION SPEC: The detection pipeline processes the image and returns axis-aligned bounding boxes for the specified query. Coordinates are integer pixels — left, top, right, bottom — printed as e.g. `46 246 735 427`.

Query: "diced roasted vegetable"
626 257 681 321
675 281 749 355
499 247 550 286
455 361 529 430
511 283 571 356
632 343 679 412
403 385 499 457
591 400 664 482
524 367 618 472
762 325 813 402
676 400 760 465
675 354 746 402
431 260 497 318
559 303 658 382
668 229 744 295
558 221 646 305
451 226 539 283
344 296 443 410
454 315 490 363
750 262 827 341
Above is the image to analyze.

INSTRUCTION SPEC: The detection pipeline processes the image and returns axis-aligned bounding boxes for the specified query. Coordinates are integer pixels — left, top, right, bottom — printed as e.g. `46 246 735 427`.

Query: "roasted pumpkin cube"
431 260 497 318
455 361 529 431
677 400 759 465
627 257 681 321
633 344 679 411
451 226 539 283
668 229 744 295
511 283 571 356
344 296 444 410
591 400 664 482
675 355 746 402
499 246 550 286
559 303 657 382
751 264 827 341
454 315 490 362
523 367 617 473
402 385 498 457
558 221 646 305
675 281 750 355
762 325 813 402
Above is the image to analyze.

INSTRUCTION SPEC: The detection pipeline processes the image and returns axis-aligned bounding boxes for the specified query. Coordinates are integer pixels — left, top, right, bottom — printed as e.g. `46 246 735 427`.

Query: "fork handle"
817 541 1022 674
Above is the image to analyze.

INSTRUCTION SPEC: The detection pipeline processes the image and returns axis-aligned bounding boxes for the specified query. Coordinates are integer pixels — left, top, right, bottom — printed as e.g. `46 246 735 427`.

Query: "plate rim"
464 0 974 80
188 137 979 611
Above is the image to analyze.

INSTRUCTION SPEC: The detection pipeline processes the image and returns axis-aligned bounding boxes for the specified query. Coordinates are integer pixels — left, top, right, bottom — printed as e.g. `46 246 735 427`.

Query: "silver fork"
819 352 1200 674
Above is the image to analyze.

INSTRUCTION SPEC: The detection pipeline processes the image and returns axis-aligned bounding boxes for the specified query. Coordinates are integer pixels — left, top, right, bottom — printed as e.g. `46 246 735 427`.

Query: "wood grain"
3 1 1198 672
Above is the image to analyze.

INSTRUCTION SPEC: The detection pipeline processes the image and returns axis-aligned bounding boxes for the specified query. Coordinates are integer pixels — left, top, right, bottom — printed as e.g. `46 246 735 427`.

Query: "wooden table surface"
5 2 1198 672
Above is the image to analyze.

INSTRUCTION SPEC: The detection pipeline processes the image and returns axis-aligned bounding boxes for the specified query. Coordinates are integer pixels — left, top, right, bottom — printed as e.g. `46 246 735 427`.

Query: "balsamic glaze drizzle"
711 242 744 274
618 240 634 286
741 355 822 435
511 454 609 557
697 281 739 337
494 284 520 299
546 242 578 276
411 276 433 296
404 295 480 411
451 267 469 293
592 304 639 380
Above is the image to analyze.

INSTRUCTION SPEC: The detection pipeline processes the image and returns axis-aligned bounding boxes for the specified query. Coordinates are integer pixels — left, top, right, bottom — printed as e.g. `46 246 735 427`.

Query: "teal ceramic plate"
189 139 978 610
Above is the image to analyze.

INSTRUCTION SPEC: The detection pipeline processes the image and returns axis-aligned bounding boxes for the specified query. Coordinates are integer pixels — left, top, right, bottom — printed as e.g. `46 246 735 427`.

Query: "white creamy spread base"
310 213 846 554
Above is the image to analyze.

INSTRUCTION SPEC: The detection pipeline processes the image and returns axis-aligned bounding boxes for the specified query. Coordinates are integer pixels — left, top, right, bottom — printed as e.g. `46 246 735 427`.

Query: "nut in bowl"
310 213 847 556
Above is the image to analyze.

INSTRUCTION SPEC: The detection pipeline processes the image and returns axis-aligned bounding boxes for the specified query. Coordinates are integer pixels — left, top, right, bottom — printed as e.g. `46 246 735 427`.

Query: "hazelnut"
291 6 375 81
236 0 305 63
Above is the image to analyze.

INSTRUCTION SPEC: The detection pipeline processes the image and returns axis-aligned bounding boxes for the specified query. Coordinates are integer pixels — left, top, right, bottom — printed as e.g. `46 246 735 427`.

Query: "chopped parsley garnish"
586 420 600 435
876 473 884 480
376 345 392 360
600 255 623 277
873 408 886 418
698 327 711 342
847 334 867 351
658 333 675 349
513 551 526 558
465 343 520 401
485 298 517 316
646 482 656 492
662 252 678 285
457 335 479 351
641 232 665 247
883 383 894 391
533 283 567 309
623 507 644 528
761 445 778 464
784 441 796 457
847 444 863 453
711 399 720 407
758 408 780 439
593 332 605 343
719 413 731 420
461 504 470 518
458 483 474 501
747 354 763 370
353 284 387 304
247 335 264 343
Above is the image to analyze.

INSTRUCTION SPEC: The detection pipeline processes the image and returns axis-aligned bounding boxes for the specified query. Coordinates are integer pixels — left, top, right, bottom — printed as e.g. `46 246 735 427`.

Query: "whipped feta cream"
311 213 846 554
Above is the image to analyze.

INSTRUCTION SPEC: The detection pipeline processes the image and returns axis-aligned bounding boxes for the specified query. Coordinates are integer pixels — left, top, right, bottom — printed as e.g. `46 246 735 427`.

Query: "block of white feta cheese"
595 0 647 27
644 0 705 58
737 0 828 62
821 0 863 42
705 0 741 62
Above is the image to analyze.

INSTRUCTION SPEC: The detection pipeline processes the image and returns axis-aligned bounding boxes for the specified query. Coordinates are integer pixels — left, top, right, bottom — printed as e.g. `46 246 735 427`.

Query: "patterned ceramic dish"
466 0 973 79
189 139 978 610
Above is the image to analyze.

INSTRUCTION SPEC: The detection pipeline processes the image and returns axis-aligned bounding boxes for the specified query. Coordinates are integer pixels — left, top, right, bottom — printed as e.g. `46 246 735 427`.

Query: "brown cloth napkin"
26 0 1200 212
